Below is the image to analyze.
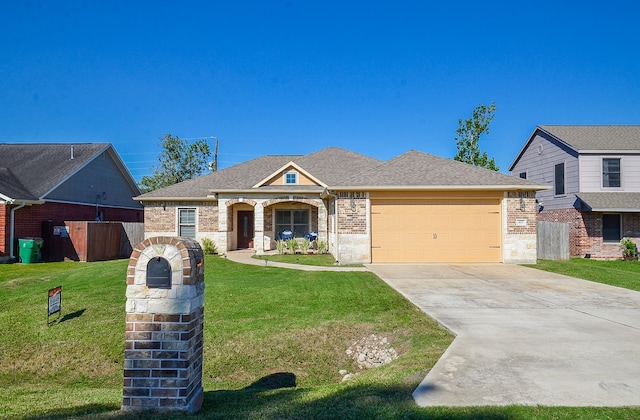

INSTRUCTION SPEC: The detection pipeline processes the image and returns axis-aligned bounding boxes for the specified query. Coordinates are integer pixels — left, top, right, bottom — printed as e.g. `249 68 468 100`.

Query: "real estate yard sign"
48 286 62 324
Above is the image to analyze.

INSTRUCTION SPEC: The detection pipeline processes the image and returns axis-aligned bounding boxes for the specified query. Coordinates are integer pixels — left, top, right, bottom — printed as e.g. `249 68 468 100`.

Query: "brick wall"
623 213 640 239
506 193 537 235
264 206 273 232
0 205 7 256
198 202 218 232
144 202 220 234
123 309 204 411
144 204 176 233
1 202 142 256
538 208 640 258
337 193 367 234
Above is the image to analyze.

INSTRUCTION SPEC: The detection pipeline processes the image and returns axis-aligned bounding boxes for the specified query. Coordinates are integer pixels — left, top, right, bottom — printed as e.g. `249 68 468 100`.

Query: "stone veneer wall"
122 236 205 413
503 193 537 264
334 193 370 264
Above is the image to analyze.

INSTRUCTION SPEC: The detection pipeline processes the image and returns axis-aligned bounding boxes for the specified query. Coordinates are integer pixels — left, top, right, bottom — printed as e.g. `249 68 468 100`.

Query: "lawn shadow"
19 376 515 419
59 308 86 323
243 372 296 391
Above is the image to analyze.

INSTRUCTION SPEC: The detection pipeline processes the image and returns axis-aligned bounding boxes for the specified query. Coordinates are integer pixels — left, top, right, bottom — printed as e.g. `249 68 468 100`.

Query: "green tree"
453 102 499 171
139 134 212 192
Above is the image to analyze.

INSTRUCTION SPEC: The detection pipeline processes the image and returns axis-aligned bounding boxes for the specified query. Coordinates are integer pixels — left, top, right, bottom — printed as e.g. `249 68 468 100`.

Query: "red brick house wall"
538 208 640 258
0 205 8 256
1 202 142 256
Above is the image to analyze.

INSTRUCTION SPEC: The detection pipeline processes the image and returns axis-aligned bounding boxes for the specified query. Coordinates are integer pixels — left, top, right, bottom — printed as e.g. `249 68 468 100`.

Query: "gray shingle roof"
0 143 111 200
338 150 541 188
289 147 382 186
539 126 640 151
136 147 545 200
136 154 298 199
136 147 382 199
576 192 640 211
0 168 36 200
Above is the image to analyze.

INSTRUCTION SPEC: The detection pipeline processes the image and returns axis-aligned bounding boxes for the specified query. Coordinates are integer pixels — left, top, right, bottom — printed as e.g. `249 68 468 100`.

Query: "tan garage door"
371 196 502 263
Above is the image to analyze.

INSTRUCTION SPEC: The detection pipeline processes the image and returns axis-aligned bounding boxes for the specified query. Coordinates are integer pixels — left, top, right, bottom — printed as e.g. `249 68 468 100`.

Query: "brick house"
0 143 143 260
136 147 545 264
509 126 640 258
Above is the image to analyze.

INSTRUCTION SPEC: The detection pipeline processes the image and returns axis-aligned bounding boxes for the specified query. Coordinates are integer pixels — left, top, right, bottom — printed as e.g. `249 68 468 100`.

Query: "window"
179 208 196 239
519 172 527 179
554 163 565 195
276 209 309 238
285 171 297 185
603 158 621 188
603 214 621 242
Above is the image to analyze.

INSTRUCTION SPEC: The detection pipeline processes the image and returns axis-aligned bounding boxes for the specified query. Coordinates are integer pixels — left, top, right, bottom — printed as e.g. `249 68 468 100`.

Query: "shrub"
201 237 217 255
286 238 299 254
620 237 637 260
275 240 286 255
317 240 328 254
299 238 311 254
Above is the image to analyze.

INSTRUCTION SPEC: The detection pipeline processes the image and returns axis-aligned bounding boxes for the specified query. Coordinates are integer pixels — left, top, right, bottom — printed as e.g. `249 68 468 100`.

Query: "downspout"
9 201 27 260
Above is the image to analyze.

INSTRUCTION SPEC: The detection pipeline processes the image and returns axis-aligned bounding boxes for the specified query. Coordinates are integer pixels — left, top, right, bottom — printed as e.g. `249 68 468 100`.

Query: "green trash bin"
18 238 44 264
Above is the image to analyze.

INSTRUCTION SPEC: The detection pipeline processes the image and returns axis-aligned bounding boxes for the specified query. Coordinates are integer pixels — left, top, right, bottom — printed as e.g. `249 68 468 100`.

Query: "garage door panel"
371 198 501 263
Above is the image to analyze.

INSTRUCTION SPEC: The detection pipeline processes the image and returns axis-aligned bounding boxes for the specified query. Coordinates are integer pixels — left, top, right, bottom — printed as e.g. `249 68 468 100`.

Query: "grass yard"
1 257 640 419
528 258 640 291
252 253 339 266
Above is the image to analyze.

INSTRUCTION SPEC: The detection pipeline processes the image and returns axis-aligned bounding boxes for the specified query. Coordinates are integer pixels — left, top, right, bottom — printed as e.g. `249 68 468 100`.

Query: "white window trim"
284 171 298 185
601 156 623 190
177 207 197 239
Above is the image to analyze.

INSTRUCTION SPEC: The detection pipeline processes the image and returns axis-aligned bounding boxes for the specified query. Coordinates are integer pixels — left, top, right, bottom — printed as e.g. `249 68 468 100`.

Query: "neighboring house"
0 143 143 260
136 147 545 264
509 125 640 258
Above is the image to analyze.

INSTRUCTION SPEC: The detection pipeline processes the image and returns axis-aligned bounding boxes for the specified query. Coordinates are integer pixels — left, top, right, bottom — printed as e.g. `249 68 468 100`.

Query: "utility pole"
213 138 218 172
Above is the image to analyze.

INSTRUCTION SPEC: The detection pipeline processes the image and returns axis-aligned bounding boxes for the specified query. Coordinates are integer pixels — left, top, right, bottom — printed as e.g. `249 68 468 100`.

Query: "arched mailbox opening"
146 256 171 289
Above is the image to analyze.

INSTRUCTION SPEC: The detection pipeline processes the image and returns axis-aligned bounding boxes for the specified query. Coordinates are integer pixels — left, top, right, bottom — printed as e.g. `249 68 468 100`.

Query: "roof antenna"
70 146 75 160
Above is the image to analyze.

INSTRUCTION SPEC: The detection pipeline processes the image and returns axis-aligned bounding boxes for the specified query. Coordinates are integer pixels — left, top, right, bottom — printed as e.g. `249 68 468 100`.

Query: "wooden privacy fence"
42 222 144 262
537 221 570 260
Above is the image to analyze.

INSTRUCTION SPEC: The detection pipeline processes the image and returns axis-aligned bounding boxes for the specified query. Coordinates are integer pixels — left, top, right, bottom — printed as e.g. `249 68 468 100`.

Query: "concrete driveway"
366 263 640 406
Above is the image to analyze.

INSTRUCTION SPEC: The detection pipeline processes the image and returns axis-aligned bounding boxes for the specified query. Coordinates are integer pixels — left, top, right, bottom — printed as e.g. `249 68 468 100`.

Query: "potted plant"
620 237 637 261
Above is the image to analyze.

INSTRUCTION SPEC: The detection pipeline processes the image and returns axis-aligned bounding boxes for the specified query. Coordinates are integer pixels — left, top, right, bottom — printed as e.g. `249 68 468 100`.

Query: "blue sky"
2 1 639 181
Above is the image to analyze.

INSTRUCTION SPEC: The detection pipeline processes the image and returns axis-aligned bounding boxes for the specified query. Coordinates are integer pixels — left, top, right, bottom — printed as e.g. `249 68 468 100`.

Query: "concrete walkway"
366 263 640 406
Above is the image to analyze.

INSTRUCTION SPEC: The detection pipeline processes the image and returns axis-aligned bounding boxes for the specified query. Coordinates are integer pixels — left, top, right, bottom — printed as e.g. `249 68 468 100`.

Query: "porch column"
317 202 328 244
218 199 229 252
254 201 264 253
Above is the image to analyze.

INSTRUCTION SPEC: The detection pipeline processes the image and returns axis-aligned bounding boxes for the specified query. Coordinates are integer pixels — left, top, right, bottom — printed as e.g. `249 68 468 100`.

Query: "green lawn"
252 253 339 266
1 257 639 419
527 258 640 291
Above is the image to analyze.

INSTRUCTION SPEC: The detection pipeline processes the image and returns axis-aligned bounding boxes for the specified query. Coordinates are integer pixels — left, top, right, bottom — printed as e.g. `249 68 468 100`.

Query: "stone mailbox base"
122 237 205 413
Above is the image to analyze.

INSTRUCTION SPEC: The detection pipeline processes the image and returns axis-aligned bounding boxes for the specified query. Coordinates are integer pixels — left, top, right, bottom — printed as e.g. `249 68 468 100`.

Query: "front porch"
220 195 328 254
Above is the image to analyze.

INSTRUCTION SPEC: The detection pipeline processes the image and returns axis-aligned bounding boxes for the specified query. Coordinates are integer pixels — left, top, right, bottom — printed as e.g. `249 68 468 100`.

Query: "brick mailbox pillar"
122 237 205 413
